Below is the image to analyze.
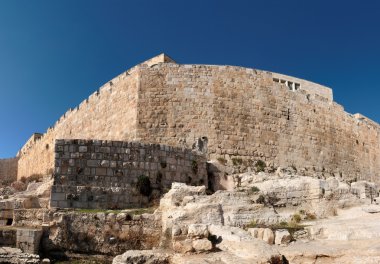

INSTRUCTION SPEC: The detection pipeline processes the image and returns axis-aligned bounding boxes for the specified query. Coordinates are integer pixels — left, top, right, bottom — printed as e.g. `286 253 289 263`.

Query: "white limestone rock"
275 229 292 245
112 250 170 264
192 238 213 252
248 228 274 244
188 224 209 239
208 225 253 242
362 205 380 214
262 228 275 244
172 239 193 253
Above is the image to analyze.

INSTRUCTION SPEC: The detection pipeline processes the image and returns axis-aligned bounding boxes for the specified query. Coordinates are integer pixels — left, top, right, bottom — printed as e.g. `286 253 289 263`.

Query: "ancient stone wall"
0 158 18 185
272 72 333 102
135 63 380 183
42 211 161 255
16 67 140 180
50 139 207 209
0 229 16 247
13 54 380 184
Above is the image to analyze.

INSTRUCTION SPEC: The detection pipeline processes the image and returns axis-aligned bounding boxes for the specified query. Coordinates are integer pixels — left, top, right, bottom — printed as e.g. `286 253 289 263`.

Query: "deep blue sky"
0 0 379 158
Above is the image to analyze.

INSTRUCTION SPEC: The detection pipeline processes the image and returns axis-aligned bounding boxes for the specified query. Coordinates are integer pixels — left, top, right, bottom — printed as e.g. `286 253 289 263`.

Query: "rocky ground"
112 167 380 264
1 168 380 263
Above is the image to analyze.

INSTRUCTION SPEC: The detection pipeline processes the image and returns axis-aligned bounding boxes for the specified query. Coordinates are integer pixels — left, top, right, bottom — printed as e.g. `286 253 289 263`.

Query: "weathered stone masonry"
0 157 18 184
50 139 207 209
135 62 380 183
11 53 380 185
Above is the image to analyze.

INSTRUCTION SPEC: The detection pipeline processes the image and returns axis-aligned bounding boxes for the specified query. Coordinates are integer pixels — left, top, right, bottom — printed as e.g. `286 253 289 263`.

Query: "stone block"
173 239 193 253
51 192 66 201
188 224 209 239
96 168 107 176
16 228 42 254
275 229 291 245
192 238 212 252
87 160 100 167
101 160 110 167
262 228 274 244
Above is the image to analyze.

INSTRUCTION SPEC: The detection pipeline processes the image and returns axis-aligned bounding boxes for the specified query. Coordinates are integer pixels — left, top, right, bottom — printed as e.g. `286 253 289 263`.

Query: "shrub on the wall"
11 181 26 192
255 160 266 172
191 160 198 174
136 175 152 196
216 157 227 165
21 174 43 184
160 161 167 169
232 157 243 166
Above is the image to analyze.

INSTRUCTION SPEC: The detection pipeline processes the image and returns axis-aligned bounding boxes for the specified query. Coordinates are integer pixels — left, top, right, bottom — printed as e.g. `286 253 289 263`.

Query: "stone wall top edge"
0 157 18 161
56 68 139 126
271 72 332 91
54 138 204 153
16 68 142 158
352 113 380 130
144 62 331 93
146 62 260 73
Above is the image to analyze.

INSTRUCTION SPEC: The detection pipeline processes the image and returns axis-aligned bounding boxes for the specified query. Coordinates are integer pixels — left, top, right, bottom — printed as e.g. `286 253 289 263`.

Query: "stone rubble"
112 250 170 264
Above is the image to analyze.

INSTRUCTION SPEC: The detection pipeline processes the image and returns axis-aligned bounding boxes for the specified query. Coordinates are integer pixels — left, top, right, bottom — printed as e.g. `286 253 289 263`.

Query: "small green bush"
217 157 227 165
256 194 266 204
305 212 317 220
136 175 152 196
156 171 163 184
251 186 260 193
292 213 301 223
232 157 243 166
191 160 198 174
246 219 257 228
255 160 266 172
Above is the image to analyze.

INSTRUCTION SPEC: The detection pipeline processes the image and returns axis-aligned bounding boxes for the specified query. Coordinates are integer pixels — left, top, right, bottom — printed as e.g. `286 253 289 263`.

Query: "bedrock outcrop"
114 170 380 264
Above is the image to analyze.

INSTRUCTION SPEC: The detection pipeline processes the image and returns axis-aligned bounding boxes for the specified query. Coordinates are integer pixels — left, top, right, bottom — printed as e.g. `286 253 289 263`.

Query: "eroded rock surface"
112 250 170 264
0 247 40 264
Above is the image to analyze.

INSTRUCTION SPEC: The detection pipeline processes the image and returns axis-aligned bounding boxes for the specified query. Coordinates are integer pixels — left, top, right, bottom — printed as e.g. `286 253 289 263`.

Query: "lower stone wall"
0 227 42 254
50 139 207 209
42 211 161 255
0 229 16 246
16 228 42 254
0 158 18 185
13 209 52 228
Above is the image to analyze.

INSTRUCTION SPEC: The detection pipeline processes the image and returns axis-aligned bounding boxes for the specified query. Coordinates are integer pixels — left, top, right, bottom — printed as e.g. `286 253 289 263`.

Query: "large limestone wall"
14 55 380 185
17 68 140 180
0 158 18 185
135 63 380 183
50 139 207 209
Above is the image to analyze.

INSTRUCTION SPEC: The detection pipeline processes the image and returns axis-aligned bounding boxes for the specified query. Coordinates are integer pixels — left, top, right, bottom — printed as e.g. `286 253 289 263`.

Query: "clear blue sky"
0 0 379 158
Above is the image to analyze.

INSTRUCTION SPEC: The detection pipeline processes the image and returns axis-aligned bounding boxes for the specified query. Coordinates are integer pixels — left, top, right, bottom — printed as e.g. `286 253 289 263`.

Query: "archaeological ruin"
1 53 379 188
1 54 380 263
